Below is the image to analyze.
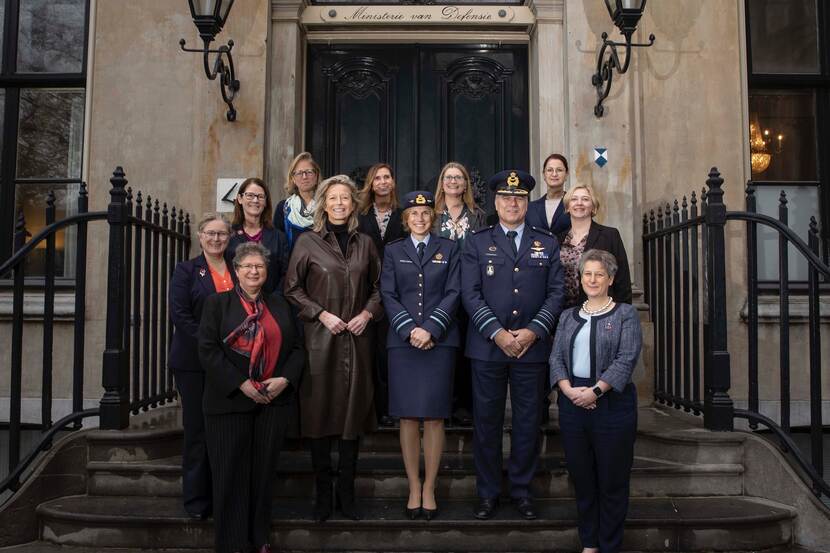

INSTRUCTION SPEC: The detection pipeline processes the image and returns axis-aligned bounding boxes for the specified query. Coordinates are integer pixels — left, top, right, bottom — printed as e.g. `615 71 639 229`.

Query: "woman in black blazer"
169 213 235 519
356 163 404 426
557 183 632 308
527 153 572 236
199 242 304 553
226 177 290 296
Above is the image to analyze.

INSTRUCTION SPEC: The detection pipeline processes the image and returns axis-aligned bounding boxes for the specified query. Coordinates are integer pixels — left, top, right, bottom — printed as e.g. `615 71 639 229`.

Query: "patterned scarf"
223 286 275 390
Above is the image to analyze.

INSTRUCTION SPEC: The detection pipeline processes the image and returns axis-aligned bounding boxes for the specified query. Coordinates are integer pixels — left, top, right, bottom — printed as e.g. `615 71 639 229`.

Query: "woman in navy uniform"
549 248 642 553
380 190 461 520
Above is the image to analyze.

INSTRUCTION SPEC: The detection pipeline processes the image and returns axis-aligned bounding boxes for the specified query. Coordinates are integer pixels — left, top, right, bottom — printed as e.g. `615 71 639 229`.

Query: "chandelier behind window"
749 122 784 176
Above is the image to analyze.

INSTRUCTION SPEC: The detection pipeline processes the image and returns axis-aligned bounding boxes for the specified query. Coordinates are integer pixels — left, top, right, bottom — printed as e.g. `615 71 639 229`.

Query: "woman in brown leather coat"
284 174 384 523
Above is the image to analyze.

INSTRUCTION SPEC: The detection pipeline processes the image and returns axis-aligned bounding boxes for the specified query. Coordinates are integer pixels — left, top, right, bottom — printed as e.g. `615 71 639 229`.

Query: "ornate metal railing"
0 167 191 495
642 167 829 498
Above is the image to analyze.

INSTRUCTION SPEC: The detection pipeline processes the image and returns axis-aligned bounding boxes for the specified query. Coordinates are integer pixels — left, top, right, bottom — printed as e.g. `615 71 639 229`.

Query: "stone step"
87 452 743 499
36 495 796 552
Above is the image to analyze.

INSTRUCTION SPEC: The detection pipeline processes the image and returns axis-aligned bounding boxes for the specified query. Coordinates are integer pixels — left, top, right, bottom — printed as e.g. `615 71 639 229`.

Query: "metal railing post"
702 167 733 430
100 167 131 429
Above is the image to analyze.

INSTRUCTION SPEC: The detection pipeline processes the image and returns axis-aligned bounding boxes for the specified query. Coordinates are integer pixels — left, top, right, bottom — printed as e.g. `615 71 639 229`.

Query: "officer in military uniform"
461 169 564 520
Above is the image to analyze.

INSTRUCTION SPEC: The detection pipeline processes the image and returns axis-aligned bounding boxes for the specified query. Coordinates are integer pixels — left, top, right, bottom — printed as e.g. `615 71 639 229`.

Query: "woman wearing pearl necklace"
549 248 642 553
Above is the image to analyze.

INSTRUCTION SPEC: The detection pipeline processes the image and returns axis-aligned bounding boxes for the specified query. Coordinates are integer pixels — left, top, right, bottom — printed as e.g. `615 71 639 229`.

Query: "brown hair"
231 178 274 229
358 163 399 214
313 175 360 233
543 153 569 174
563 183 602 217
401 205 436 234
434 161 478 213
284 151 321 196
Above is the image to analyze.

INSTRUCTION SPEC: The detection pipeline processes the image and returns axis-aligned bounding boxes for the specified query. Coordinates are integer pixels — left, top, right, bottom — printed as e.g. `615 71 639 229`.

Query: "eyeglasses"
241 192 266 201
442 174 465 181
237 263 266 272
544 168 567 174
200 231 229 240
292 169 316 177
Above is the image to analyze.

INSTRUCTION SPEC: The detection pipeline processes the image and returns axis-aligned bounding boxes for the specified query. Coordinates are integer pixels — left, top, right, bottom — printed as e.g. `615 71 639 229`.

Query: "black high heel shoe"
422 506 438 521
405 505 422 520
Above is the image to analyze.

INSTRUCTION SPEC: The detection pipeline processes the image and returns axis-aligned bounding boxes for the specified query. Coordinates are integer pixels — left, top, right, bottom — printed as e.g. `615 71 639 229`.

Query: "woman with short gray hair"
169 212 234 520
549 248 642 553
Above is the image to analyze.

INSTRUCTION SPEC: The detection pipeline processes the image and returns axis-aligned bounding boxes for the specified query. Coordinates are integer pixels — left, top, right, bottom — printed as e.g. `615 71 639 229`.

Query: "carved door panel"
306 44 528 211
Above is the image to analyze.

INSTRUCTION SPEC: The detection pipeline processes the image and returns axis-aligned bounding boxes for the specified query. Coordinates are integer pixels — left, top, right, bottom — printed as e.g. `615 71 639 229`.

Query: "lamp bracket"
179 38 241 122
591 31 655 118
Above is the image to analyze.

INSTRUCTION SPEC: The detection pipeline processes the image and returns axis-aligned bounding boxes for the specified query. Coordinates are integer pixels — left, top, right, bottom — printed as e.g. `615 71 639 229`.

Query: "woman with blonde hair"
275 152 321 251
432 161 486 249
557 183 631 309
285 175 384 522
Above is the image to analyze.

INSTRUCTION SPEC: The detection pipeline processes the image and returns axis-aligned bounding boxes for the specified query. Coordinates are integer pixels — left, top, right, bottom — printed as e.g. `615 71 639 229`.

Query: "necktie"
417 242 425 260
506 230 518 256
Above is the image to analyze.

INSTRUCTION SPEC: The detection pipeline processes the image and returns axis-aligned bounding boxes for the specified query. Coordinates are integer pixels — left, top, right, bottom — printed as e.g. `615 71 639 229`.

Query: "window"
746 0 830 283
0 0 89 278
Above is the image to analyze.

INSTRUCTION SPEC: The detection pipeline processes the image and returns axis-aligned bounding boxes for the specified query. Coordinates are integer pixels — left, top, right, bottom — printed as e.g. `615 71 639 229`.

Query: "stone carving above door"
444 56 512 100
323 57 397 99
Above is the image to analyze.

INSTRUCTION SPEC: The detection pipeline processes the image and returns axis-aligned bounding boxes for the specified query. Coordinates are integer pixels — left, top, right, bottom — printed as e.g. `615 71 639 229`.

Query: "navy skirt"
388 346 455 419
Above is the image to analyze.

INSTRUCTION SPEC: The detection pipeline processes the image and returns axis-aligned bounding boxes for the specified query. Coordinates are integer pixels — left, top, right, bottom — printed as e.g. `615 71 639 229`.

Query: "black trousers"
205 402 291 553
174 370 212 517
373 319 390 419
558 377 637 553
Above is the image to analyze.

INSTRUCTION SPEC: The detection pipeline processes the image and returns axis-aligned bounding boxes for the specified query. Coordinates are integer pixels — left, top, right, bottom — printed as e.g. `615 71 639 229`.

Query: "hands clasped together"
493 328 537 359
240 377 290 405
319 310 373 336
562 385 597 410
409 327 433 350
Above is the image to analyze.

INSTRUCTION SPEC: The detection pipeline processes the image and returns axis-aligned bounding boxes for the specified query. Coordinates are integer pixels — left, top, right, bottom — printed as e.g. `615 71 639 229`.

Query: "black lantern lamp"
179 0 240 122
591 0 655 117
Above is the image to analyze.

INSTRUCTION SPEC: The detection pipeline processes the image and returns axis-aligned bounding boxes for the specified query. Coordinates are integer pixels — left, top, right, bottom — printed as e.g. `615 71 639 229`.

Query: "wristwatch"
592 385 604 398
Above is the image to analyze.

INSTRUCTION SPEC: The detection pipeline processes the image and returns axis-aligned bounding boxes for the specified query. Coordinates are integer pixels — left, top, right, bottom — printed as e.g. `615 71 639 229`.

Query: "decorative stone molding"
272 0 306 22
0 291 77 320
528 0 564 24
739 295 830 323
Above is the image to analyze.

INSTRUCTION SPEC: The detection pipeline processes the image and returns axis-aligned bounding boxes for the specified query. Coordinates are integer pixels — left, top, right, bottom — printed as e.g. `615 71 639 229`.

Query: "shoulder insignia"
471 225 495 235
387 237 407 245
530 225 554 237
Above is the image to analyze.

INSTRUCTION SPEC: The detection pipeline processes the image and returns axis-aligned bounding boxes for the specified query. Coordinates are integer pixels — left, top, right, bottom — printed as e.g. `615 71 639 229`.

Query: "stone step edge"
36 496 795 528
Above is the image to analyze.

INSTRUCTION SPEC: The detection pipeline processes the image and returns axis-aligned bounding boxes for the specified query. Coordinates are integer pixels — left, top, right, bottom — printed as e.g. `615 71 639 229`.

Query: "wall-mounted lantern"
591 0 655 117
179 0 240 122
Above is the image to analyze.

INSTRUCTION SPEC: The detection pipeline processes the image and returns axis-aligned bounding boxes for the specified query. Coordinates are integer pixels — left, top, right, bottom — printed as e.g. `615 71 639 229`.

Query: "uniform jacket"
226 225 289 296
357 207 405 257
169 254 237 372
198 290 305 415
461 224 565 364
557 221 632 305
527 196 571 236
380 235 461 349
548 303 642 393
284 227 384 438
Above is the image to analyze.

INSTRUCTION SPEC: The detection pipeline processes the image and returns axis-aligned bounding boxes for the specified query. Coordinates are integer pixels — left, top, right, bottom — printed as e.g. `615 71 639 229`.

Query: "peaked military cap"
402 190 435 208
488 169 535 196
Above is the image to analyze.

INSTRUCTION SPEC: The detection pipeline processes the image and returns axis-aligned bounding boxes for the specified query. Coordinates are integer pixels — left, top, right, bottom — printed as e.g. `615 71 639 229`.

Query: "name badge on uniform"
486 264 495 277
399 259 414 264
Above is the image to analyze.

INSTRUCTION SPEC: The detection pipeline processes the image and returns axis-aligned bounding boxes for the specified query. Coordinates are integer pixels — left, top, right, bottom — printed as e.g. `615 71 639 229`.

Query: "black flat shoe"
514 497 537 520
405 506 422 519
474 497 499 520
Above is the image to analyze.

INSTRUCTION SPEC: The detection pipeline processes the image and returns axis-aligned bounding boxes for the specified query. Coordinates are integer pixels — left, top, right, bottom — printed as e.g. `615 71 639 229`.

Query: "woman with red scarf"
199 242 305 553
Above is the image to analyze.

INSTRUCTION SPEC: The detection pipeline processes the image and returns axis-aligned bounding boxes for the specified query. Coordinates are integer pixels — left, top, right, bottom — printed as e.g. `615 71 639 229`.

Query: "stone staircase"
0 405 816 552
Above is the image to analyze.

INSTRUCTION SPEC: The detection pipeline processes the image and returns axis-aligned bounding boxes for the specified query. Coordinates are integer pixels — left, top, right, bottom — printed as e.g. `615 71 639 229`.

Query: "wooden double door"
306 44 529 211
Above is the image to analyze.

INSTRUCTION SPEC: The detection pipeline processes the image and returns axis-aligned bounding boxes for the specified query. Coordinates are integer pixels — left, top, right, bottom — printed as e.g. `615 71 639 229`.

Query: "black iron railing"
642 167 829 498
0 167 191 495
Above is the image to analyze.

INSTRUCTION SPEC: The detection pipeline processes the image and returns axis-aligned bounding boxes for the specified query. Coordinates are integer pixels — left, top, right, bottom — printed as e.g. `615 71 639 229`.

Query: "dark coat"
557 221 633 305
527 196 571 236
284 227 385 439
461 224 565 364
357 207 405 258
169 254 237 372
226 226 289 296
198 290 305 415
380 235 461 348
